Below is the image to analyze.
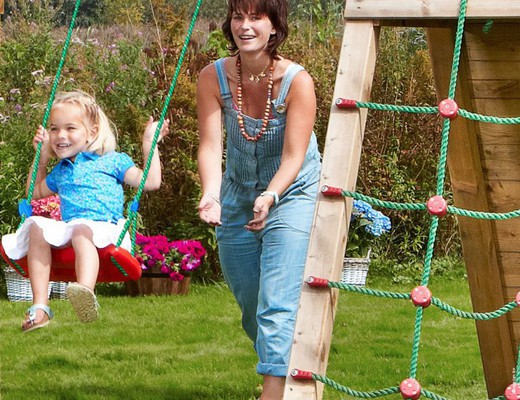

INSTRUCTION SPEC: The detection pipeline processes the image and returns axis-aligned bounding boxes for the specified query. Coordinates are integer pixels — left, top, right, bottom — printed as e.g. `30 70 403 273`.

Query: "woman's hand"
198 194 222 226
245 195 274 231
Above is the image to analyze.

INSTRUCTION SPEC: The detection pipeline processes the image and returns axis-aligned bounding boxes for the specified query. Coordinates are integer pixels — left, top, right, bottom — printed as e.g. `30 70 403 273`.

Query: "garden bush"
0 1 461 287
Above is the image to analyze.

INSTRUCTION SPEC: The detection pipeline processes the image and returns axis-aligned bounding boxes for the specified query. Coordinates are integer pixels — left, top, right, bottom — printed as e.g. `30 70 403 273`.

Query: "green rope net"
296 1 520 399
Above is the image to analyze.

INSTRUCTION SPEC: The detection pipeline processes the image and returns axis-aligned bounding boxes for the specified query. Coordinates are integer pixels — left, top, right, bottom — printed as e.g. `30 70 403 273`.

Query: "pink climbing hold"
438 98 458 119
426 195 448 217
505 383 520 400
411 286 432 308
400 378 422 400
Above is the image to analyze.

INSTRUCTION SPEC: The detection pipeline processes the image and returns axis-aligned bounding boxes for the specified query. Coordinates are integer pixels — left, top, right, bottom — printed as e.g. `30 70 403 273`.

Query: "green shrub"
0 6 461 287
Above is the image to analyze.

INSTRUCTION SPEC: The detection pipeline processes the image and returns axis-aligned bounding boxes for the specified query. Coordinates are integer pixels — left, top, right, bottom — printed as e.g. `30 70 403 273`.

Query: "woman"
197 0 321 397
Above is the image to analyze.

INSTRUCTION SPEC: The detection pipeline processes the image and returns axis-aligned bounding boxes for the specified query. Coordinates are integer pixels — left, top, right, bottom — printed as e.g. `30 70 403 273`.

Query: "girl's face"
48 103 96 161
230 10 275 55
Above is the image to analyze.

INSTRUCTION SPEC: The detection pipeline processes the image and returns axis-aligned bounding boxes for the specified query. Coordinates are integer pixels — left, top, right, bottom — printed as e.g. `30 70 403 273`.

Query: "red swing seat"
0 242 142 283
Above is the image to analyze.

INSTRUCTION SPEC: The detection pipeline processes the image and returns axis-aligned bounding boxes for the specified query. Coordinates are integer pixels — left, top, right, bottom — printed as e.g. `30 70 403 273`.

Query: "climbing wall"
284 1 520 399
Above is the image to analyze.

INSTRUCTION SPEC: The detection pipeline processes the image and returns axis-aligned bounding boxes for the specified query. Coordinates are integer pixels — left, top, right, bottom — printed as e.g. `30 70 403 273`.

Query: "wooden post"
0 0 4 16
283 20 379 400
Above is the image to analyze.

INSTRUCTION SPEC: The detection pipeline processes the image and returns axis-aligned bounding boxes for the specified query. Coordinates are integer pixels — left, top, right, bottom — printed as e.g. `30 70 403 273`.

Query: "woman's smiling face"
230 10 275 54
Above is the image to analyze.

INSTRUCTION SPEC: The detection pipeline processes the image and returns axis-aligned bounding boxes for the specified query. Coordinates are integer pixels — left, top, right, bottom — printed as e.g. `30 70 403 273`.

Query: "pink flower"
135 233 206 281
31 195 61 221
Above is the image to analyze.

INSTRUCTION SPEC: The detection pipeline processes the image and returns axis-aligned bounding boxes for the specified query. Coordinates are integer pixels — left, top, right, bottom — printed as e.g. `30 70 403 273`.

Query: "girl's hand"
198 194 222 226
245 195 273 231
143 117 170 144
33 125 52 164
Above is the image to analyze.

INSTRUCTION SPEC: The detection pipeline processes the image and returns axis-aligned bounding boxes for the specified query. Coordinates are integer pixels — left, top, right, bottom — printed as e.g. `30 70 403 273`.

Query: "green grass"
0 278 487 399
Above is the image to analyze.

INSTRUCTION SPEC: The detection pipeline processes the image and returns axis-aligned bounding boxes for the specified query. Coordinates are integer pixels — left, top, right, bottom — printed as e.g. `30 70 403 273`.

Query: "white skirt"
1 216 132 260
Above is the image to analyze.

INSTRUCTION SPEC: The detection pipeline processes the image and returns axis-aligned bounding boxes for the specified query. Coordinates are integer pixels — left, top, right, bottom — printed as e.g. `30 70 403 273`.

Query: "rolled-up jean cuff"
257 362 288 377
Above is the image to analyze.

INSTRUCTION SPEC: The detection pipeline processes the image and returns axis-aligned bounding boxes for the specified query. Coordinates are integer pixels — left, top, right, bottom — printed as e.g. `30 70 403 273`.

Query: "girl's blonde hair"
52 90 117 155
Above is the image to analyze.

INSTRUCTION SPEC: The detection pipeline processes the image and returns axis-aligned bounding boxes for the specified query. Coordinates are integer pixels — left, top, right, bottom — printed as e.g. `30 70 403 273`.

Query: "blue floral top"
46 151 135 223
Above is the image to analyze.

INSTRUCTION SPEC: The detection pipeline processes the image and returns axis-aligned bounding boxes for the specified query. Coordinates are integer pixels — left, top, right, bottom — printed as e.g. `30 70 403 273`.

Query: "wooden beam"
346 0 520 20
283 20 378 400
427 26 515 398
0 0 4 15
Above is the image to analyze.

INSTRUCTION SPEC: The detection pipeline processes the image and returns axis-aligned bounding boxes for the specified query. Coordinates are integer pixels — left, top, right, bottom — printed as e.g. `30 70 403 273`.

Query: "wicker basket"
341 252 370 286
4 267 68 302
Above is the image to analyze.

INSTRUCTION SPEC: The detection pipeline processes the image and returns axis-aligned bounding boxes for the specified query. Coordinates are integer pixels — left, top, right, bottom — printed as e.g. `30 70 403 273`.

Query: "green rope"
311 373 400 398
515 345 520 383
330 280 518 321
421 389 450 400
328 281 411 300
458 108 520 124
420 217 438 286
431 298 517 320
342 190 520 221
409 306 423 378
21 0 82 226
483 20 494 33
355 101 437 115
448 206 520 220
116 0 203 247
342 191 426 212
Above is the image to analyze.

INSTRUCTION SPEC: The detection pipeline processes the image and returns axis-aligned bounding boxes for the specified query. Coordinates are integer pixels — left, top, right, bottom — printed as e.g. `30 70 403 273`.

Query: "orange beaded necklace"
236 55 274 142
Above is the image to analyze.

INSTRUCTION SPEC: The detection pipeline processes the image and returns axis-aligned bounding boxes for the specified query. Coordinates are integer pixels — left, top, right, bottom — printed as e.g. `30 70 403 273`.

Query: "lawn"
0 277 487 399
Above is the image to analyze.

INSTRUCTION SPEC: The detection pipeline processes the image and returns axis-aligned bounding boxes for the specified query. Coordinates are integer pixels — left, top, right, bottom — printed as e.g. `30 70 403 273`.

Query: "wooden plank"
480 144 520 181
479 124 520 146
284 20 379 400
486 181 520 211
345 0 520 20
465 24 520 62
427 26 515 397
467 61 520 80
471 80 520 99
494 223 520 253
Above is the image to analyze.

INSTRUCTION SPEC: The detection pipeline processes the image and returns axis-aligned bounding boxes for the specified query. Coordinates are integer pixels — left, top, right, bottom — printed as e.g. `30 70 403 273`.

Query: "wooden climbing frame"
284 1 520 399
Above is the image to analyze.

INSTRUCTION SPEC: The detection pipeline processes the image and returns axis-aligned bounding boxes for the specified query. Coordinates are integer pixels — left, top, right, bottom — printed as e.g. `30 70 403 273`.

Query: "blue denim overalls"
214 57 321 377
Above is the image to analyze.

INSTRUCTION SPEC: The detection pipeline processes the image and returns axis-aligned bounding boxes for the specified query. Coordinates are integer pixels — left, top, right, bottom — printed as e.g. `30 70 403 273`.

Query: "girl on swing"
1 90 170 332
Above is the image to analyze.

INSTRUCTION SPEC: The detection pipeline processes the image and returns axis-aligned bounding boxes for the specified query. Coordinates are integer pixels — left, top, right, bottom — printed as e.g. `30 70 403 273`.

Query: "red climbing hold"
438 98 458 119
516 292 520 306
411 286 432 308
335 98 357 108
290 369 313 380
400 378 422 400
426 195 448 217
307 276 330 287
505 383 520 400
321 185 343 197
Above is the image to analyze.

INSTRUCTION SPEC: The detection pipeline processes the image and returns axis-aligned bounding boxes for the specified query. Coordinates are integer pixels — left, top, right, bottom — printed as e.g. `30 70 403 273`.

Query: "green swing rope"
115 0 203 250
22 0 82 222
8 0 82 277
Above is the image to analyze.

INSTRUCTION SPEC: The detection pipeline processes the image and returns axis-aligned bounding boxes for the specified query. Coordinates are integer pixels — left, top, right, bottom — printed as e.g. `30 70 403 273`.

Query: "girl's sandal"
66 282 99 323
21 304 54 333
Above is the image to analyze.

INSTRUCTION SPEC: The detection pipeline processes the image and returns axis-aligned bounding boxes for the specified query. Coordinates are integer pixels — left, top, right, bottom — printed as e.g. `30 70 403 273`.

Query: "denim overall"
214 58 321 376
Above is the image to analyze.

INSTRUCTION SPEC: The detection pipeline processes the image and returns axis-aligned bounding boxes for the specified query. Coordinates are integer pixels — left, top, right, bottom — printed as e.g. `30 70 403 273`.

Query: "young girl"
1 90 170 332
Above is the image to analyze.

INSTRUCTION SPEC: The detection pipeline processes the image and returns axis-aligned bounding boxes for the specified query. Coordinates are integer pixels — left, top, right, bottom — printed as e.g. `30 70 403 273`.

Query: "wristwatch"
260 191 279 205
